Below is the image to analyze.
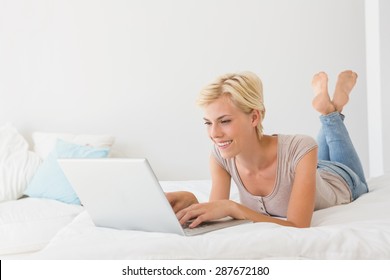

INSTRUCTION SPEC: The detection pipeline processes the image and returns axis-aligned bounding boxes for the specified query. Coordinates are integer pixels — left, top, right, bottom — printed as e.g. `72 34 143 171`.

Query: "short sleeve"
288 135 318 170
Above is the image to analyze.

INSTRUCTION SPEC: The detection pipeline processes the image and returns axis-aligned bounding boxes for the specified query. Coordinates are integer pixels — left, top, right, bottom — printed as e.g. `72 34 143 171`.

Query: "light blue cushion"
24 139 109 204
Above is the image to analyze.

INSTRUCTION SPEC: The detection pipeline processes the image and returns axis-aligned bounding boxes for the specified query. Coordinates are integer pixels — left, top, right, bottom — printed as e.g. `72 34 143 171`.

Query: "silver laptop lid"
58 158 185 235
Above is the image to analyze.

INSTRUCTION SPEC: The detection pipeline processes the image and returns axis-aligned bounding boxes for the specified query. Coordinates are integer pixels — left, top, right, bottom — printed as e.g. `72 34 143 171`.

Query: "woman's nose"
209 124 222 139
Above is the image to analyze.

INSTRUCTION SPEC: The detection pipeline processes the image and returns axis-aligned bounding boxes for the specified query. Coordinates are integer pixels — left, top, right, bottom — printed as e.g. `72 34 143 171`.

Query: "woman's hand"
177 198 310 228
165 191 199 213
176 200 239 228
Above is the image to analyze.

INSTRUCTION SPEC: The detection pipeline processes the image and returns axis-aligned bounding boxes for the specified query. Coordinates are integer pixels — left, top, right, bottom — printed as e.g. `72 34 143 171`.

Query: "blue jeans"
316 112 369 200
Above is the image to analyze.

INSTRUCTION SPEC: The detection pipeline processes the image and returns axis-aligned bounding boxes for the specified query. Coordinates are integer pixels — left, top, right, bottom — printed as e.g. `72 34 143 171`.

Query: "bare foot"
332 70 358 112
311 72 336 115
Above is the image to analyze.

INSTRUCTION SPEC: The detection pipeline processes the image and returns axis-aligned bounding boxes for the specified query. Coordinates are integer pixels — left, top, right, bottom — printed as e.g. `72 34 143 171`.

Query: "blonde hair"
197 71 266 137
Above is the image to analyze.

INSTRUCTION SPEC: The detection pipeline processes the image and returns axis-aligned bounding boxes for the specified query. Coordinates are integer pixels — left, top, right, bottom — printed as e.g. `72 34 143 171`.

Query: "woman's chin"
219 150 235 159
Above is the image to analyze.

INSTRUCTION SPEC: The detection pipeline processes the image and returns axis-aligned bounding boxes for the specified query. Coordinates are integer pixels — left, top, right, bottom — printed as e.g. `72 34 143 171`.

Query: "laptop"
57 158 250 236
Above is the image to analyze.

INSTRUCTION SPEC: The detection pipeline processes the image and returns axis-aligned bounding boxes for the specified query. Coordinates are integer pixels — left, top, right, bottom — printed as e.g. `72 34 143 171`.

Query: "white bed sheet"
0 197 83 258
14 174 390 259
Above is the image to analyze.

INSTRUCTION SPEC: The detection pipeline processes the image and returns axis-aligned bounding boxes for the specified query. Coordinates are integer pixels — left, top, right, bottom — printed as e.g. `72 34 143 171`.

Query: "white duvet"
25 174 390 259
0 198 83 257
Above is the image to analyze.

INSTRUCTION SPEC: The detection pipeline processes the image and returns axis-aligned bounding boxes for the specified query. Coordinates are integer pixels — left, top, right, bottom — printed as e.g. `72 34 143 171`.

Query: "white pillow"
32 132 115 159
0 124 41 202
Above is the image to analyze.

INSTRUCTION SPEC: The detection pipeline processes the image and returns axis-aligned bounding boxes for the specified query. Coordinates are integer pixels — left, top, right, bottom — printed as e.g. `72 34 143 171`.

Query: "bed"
1 124 390 260
2 175 390 260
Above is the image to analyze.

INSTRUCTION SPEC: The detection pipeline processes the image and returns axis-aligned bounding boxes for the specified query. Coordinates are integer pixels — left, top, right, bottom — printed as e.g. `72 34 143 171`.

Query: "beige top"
212 134 352 218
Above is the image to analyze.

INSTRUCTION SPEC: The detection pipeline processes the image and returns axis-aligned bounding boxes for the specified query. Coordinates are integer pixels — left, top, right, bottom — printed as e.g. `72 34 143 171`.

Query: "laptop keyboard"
182 218 251 236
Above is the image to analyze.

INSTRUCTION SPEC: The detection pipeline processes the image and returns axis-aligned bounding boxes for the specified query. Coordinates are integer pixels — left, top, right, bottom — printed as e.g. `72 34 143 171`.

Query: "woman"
167 70 368 228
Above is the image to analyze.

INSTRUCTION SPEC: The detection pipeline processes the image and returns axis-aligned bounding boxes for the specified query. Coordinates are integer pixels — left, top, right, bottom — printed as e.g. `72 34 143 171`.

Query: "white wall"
365 0 384 177
365 0 390 177
0 0 368 180
379 0 390 175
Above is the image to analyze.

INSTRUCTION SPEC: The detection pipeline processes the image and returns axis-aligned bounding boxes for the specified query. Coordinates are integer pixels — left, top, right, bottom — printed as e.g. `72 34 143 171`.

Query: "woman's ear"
251 109 261 127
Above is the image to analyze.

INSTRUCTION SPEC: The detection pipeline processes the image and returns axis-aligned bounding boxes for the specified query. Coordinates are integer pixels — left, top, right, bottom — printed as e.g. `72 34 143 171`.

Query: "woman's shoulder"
277 134 318 168
278 134 317 146
211 144 234 173
277 134 318 156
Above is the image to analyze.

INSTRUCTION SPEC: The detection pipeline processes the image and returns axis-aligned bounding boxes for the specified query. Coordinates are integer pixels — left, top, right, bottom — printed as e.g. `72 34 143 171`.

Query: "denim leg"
317 126 330 161
319 112 368 199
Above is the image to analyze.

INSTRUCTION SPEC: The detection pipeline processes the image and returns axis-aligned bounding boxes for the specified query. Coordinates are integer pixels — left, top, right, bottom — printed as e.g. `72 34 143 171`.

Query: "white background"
2 260 388 280
0 0 388 180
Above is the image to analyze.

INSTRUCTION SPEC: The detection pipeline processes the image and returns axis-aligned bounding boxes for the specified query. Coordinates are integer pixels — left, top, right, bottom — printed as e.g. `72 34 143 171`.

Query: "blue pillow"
24 139 109 204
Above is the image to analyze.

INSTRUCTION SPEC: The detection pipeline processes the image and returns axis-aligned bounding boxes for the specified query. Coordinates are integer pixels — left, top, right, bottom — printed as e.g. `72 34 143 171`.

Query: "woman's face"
203 95 258 159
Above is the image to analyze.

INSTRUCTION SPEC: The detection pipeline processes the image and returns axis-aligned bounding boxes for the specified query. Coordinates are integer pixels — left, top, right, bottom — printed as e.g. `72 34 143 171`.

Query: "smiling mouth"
216 140 233 148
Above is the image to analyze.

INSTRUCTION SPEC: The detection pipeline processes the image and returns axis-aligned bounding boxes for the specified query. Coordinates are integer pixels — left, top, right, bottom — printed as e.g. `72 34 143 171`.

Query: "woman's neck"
235 134 278 174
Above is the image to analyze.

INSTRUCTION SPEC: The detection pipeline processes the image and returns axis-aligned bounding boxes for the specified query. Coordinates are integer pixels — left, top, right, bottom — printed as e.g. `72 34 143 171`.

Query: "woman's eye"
221 120 231 124
204 121 212 126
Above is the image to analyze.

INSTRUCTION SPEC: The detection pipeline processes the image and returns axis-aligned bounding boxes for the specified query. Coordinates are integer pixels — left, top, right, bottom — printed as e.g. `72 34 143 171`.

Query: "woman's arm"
166 191 199 213
209 155 231 201
177 148 318 228
284 147 317 227
166 154 231 213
